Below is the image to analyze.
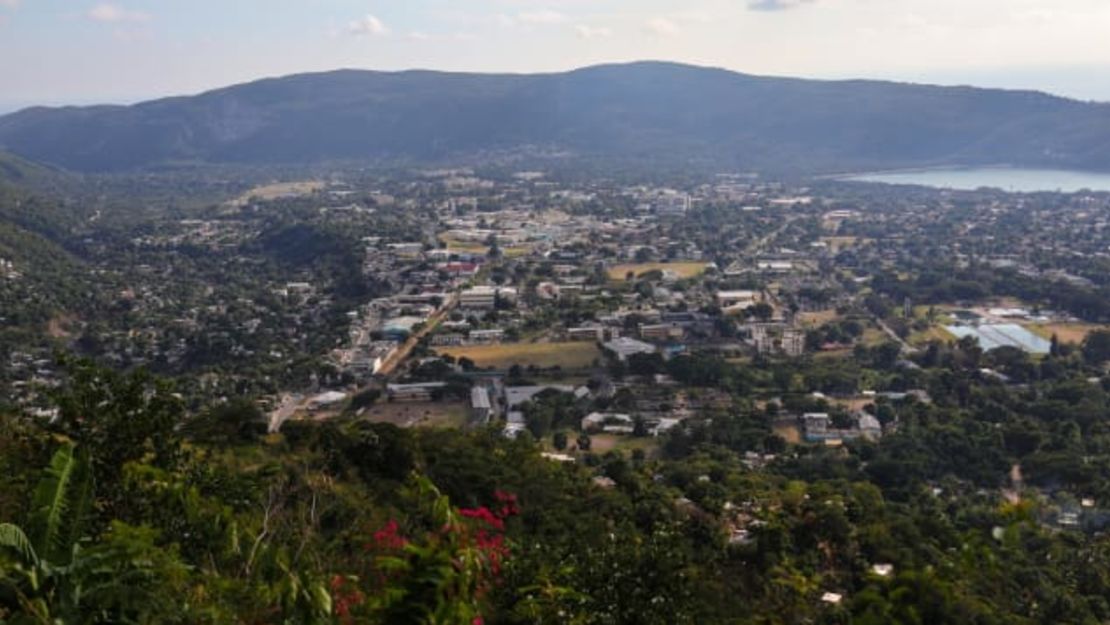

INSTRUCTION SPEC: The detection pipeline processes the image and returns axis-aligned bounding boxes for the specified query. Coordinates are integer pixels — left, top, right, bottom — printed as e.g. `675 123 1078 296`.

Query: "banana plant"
0 441 93 622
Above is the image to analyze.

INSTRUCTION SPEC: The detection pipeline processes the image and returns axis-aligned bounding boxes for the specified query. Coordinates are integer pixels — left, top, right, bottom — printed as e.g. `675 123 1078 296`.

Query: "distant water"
842 167 1110 193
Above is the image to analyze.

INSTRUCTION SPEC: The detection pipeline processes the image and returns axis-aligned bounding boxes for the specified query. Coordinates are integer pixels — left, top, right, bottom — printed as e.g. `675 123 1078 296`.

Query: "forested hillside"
2 62 1110 174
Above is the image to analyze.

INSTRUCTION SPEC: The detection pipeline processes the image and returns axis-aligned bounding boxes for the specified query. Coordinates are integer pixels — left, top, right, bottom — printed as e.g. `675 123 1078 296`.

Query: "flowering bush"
338 477 519 624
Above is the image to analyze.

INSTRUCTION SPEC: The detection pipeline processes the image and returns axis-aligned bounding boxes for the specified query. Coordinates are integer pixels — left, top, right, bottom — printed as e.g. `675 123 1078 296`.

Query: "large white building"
603 337 657 361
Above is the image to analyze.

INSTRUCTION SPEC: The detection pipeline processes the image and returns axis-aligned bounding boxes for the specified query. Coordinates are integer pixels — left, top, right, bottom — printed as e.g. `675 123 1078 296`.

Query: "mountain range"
1 61 1109 174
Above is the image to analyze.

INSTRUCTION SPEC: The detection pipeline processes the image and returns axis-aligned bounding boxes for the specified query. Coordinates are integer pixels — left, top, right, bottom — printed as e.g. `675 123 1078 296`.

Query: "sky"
2 0 1110 112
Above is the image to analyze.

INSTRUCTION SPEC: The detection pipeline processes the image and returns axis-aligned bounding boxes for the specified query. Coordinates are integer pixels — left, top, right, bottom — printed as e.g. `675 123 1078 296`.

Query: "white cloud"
645 17 679 36
517 9 568 25
347 13 388 36
406 31 431 41
673 10 713 23
0 0 19 9
496 9 569 28
574 24 612 39
86 3 150 23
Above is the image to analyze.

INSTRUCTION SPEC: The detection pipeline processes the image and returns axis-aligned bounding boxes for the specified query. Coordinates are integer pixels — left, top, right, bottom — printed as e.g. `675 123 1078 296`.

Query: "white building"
603 337 657 361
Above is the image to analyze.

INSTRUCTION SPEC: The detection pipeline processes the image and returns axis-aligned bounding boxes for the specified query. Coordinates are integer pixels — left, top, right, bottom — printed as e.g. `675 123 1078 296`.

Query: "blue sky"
2 0 1110 111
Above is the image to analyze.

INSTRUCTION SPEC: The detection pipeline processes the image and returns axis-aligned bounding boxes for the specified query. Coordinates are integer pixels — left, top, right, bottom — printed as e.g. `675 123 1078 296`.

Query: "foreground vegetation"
6 340 1110 623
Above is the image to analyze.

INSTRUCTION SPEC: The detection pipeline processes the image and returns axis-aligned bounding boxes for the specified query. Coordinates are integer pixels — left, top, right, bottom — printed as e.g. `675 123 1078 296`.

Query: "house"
440 262 480 277
581 412 633 432
604 337 657 361
651 418 681 436
821 592 843 605
858 414 883 441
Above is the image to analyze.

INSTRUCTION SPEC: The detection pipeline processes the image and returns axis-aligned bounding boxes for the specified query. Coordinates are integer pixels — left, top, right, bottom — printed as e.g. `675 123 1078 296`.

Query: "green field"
437 341 601 369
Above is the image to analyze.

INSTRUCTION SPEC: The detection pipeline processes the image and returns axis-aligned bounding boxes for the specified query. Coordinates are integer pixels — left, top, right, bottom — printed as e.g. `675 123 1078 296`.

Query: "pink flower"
459 507 505 530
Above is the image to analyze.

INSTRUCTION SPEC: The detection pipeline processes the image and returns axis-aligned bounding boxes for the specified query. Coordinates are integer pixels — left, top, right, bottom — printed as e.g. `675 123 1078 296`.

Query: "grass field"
588 434 660 457
1026 323 1104 345
798 310 840 327
234 180 324 205
909 325 956 345
361 401 469 429
861 327 891 347
437 342 601 370
607 261 708 281
437 235 489 255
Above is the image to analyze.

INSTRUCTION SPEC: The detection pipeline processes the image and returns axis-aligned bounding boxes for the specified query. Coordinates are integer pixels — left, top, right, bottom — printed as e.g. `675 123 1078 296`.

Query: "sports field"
437 342 601 369
607 261 708 281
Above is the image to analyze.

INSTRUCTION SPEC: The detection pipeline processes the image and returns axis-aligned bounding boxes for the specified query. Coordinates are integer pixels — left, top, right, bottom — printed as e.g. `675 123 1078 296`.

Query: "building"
459 286 500 310
471 386 492 423
387 242 424 257
752 324 805 357
430 333 466 347
381 316 425 340
639 323 685 341
756 260 795 273
307 391 348 412
581 412 633 432
858 414 883 441
504 385 576 409
803 413 830 441
567 325 606 342
717 290 760 309
387 382 447 402
468 329 505 344
460 286 497 309
603 337 657 362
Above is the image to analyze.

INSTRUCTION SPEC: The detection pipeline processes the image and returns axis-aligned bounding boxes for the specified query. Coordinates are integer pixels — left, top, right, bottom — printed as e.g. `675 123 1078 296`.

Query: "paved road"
375 292 459 378
745 214 800 257
874 315 918 354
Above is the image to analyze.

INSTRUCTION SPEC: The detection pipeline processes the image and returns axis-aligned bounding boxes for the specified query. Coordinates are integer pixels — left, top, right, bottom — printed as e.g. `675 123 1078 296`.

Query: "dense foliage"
4 349 1110 623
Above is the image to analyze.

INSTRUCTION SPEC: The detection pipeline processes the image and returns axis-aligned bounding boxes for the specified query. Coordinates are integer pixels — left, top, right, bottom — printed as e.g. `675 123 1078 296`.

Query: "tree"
747 302 774 322
50 359 183 494
553 431 568 451
1082 329 1110 364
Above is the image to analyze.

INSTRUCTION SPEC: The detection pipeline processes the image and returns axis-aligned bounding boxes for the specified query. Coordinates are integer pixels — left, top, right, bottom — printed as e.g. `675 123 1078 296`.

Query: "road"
744 214 801 257
268 393 302 433
375 292 459 378
874 315 918 354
